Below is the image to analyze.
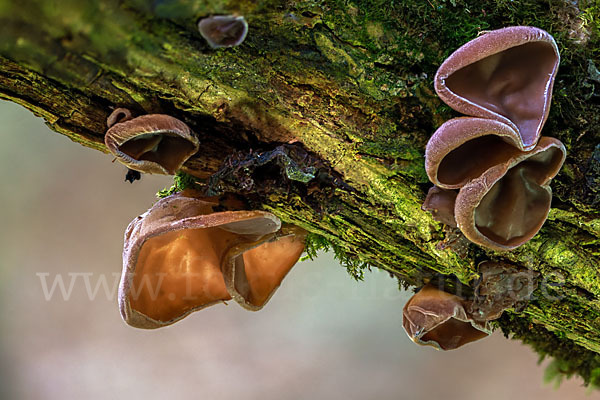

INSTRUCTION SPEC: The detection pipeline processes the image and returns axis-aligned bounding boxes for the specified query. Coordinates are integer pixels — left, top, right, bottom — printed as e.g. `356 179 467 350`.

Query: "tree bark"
1 0 599 385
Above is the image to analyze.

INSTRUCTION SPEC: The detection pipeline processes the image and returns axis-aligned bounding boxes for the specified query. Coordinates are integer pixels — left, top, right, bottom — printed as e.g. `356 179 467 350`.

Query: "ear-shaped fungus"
119 190 285 328
424 117 565 250
223 224 307 310
105 109 199 175
422 186 458 228
198 15 248 48
425 117 526 189
434 26 559 151
455 136 566 251
403 284 490 350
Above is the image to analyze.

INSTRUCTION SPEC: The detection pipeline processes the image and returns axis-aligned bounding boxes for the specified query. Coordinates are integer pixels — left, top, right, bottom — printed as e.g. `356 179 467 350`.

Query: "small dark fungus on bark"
198 15 248 48
105 109 200 175
106 107 133 128
468 261 539 321
422 186 458 228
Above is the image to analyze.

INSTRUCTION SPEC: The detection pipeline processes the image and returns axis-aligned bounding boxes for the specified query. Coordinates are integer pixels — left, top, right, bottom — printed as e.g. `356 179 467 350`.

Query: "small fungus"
434 26 560 150
403 284 490 350
119 190 306 328
198 15 248 48
105 108 199 175
422 186 458 228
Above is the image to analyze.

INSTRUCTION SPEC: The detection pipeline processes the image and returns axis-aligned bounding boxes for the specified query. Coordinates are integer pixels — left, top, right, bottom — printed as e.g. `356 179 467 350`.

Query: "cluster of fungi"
103 14 294 329
103 23 565 351
408 26 566 350
105 105 306 328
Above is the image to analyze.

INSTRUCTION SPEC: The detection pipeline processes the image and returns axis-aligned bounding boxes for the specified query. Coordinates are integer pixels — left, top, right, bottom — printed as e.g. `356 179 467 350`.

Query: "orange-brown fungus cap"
455 137 566 251
434 26 559 150
223 224 307 310
119 190 281 328
403 284 490 351
105 109 200 175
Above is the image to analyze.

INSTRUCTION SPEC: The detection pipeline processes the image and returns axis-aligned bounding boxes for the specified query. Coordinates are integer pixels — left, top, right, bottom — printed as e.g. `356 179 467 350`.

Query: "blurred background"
0 100 592 399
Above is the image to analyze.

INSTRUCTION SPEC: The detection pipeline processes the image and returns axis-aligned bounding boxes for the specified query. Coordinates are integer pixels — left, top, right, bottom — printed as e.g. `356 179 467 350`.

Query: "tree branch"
1 0 599 385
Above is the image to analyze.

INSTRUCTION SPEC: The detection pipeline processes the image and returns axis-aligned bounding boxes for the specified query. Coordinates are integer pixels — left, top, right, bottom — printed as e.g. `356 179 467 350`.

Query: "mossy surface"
0 0 599 387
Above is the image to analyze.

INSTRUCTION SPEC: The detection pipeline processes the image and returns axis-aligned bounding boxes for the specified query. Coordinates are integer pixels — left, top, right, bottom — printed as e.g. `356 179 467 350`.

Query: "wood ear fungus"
223 224 307 310
422 186 458 228
402 284 490 350
198 15 248 48
425 117 526 189
119 190 306 328
105 108 200 175
434 26 560 151
425 27 565 251
404 263 537 350
424 118 565 250
454 136 566 250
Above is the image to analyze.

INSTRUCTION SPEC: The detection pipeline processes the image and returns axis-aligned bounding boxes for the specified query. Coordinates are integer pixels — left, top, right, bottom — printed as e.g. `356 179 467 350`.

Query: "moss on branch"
0 0 599 387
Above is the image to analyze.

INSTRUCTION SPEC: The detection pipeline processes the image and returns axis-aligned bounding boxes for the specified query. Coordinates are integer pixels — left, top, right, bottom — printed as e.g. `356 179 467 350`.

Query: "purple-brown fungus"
424 116 565 251
119 190 279 328
198 15 248 48
425 27 565 251
403 284 490 351
425 117 526 189
454 136 566 251
223 224 307 310
434 26 560 150
105 108 199 175
404 263 538 350
422 186 458 228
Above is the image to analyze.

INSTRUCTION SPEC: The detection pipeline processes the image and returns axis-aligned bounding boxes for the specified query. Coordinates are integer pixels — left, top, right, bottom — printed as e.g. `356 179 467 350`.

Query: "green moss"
501 313 600 388
157 171 199 198
3 0 600 388
303 232 372 280
581 1 600 37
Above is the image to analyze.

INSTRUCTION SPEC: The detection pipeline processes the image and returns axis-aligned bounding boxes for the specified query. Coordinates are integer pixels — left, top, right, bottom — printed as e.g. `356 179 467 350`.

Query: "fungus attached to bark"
422 186 458 228
469 261 539 322
223 224 307 310
424 117 566 251
434 26 560 150
119 190 282 328
198 15 248 48
403 284 490 350
425 117 526 189
119 190 307 328
105 109 199 175
454 136 566 251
